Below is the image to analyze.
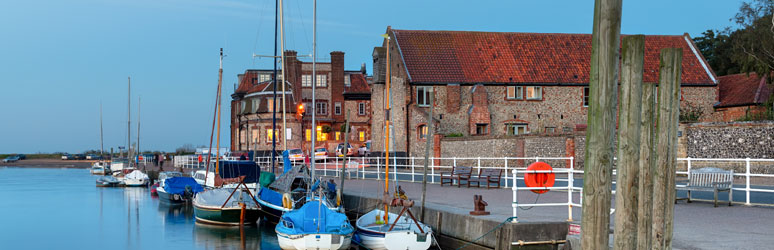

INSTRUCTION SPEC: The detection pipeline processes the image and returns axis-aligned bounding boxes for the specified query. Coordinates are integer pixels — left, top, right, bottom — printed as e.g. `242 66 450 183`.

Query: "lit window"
252 129 259 143
316 75 327 87
267 98 274 112
344 75 351 87
418 125 428 139
417 86 432 107
240 130 246 144
359 131 365 141
358 103 366 115
259 74 271 82
475 124 488 135
506 124 528 136
583 87 590 107
334 102 342 115
306 129 311 141
267 129 275 142
526 86 542 100
316 126 327 141
302 75 312 87
335 131 341 141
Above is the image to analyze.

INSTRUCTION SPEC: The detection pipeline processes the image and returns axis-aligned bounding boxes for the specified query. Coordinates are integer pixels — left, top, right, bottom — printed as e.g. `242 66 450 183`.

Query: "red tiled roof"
717 73 771 108
345 74 371 94
235 81 271 94
391 30 716 85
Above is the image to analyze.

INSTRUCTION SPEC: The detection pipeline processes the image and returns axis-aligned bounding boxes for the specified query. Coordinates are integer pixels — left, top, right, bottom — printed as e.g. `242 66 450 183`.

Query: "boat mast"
215 48 224 176
204 49 223 187
310 0 317 190
100 101 104 163
137 96 141 169
279 0 287 152
127 76 132 168
271 0 278 174
383 34 391 222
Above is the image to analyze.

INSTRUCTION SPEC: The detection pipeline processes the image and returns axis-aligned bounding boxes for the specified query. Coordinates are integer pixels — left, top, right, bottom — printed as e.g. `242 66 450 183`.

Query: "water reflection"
194 221 279 250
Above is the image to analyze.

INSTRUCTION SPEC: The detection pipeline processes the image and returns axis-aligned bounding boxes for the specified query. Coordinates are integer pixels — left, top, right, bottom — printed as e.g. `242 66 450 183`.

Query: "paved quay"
332 177 774 250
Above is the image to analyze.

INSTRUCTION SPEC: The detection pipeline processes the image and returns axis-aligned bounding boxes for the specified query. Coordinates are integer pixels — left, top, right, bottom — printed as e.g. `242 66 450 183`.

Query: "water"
0 167 281 250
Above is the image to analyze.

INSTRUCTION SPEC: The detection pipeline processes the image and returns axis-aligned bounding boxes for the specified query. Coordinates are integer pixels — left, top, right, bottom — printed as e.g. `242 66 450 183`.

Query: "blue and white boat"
157 176 203 204
275 199 354 250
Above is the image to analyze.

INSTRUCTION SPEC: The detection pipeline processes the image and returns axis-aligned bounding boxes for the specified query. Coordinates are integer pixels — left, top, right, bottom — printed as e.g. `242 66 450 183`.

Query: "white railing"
511 167 582 223
678 157 774 206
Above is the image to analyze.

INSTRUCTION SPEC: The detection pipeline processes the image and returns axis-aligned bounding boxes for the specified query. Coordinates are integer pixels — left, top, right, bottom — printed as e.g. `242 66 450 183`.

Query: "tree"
693 29 739 76
731 0 774 80
175 143 196 154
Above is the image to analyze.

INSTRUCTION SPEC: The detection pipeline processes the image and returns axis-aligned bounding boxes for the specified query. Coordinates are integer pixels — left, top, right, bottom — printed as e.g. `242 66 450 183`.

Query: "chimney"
330 51 345 118
361 63 367 74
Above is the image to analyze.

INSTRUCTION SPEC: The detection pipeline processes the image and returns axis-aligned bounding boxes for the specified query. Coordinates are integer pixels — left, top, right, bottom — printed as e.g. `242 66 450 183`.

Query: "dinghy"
276 199 354 250
355 209 432 250
96 175 120 187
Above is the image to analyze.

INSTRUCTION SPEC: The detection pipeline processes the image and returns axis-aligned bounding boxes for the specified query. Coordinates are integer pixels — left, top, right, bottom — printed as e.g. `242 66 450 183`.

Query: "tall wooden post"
663 48 682 250
636 82 658 250
651 48 682 250
420 94 434 221
613 35 645 250
338 110 350 208
581 0 622 248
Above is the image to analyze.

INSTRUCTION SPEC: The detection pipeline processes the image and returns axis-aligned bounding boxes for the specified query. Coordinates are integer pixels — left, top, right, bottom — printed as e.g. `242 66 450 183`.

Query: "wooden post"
338 110 350 208
663 48 682 250
421 94 435 221
581 0 622 249
651 48 682 250
636 82 658 250
613 35 645 250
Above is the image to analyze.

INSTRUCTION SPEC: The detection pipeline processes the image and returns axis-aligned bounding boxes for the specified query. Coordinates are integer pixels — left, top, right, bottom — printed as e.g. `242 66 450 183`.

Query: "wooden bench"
440 166 472 187
469 168 503 189
676 167 733 207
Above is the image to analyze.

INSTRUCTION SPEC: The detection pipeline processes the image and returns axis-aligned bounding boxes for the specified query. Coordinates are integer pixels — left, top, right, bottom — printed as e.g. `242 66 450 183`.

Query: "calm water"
0 167 281 250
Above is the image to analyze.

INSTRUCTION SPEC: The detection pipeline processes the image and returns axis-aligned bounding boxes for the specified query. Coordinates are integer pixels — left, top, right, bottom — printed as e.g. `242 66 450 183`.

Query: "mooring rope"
517 193 542 210
454 216 518 250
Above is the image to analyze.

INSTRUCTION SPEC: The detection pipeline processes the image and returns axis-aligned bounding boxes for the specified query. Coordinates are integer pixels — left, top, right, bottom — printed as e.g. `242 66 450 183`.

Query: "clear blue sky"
0 0 743 154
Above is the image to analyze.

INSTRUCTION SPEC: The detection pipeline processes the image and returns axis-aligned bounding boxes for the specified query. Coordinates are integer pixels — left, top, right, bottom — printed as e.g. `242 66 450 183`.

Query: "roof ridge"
392 29 686 37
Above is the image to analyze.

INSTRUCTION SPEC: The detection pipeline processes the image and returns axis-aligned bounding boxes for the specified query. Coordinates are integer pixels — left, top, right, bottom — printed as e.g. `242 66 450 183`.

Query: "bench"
469 168 503 189
676 167 733 207
440 166 472 187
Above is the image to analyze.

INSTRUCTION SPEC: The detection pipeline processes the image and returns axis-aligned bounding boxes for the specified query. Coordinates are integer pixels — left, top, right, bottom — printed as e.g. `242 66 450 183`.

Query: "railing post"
412 157 416 182
512 168 518 223
453 157 457 167
477 157 481 175
746 158 751 205
431 161 435 184
377 157 381 180
568 168 574 222
504 158 509 188
686 157 692 182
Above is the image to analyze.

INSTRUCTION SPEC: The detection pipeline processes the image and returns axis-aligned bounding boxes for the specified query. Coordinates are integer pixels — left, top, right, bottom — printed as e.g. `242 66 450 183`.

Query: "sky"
0 0 744 154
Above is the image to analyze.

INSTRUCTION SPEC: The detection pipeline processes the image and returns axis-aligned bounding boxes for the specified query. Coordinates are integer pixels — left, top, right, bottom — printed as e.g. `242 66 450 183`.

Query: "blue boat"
157 177 203 204
275 199 354 250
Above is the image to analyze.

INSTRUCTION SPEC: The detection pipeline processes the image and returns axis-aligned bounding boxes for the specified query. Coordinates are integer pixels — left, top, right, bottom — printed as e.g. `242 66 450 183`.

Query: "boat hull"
157 189 188 204
257 201 286 225
355 210 433 250
193 204 261 226
124 179 148 187
276 232 352 250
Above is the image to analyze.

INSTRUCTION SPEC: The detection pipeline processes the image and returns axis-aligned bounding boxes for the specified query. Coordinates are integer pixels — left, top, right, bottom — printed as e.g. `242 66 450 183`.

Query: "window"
583 87 590 107
316 102 328 115
344 75 351 87
240 101 247 114
267 129 276 142
251 77 258 84
359 131 365 141
476 124 489 135
259 74 271 82
252 99 260 113
358 102 366 115
306 129 311 141
526 86 542 100
267 98 274 112
316 126 327 141
418 125 428 139
417 86 432 107
334 102 342 115
316 74 327 87
251 129 259 143
545 127 556 134
335 131 341 141
240 130 246 144
506 86 523 100
302 74 312 87
506 124 528 136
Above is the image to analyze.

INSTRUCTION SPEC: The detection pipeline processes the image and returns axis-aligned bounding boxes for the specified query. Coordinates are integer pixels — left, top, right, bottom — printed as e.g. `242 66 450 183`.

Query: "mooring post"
420 94 435 221
613 35 645 250
581 0 622 248
636 82 658 250
664 48 683 250
651 48 682 250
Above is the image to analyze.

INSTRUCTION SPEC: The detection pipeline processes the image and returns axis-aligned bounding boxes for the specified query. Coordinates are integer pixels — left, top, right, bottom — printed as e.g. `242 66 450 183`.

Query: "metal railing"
678 157 774 206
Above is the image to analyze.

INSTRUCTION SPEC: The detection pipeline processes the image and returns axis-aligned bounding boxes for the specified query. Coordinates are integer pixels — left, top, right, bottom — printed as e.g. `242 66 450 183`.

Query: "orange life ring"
525 162 555 194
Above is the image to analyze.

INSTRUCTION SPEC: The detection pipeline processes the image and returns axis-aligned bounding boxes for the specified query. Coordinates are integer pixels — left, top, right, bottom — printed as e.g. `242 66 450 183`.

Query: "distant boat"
96 175 120 187
157 176 203 204
90 162 108 175
124 170 149 187
276 199 354 250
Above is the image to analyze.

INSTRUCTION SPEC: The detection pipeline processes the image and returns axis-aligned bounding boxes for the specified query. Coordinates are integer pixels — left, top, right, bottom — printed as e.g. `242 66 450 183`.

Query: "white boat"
276 199 353 250
124 170 149 187
355 209 433 250
90 162 108 175
109 159 130 173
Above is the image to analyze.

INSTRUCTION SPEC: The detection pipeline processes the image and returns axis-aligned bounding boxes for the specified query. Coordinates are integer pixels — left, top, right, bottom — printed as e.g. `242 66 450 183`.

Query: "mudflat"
0 159 93 168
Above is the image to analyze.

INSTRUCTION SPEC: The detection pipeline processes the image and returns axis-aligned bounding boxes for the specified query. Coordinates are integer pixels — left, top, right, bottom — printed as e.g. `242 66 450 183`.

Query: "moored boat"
90 162 108 175
157 176 203 204
257 163 311 224
124 170 149 187
96 175 120 187
276 199 353 250
355 209 433 250
193 187 261 226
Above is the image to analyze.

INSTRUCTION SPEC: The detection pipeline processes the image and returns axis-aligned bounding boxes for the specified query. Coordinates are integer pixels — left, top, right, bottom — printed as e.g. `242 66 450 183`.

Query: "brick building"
713 73 772 121
370 27 719 157
231 51 371 155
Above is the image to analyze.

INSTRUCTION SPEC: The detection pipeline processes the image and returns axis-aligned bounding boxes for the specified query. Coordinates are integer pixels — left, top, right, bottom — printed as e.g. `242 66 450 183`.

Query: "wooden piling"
581 0 622 249
663 48 682 250
651 48 682 250
636 82 657 250
613 35 645 250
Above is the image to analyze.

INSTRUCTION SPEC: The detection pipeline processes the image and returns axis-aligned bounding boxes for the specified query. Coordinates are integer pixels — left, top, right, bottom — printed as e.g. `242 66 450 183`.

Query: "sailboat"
353 33 433 250
110 77 134 174
192 48 262 226
274 1 354 248
91 104 108 175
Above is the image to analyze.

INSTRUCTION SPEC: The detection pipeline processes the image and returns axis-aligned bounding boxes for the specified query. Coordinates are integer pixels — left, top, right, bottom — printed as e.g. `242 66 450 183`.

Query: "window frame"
315 102 328 115
506 86 523 100
583 87 590 107
418 124 428 140
334 102 342 115
526 86 542 100
359 131 365 141
358 102 366 116
316 74 327 87
506 123 529 136
344 74 351 87
302 74 312 87
417 86 432 107
475 123 489 135
267 98 274 113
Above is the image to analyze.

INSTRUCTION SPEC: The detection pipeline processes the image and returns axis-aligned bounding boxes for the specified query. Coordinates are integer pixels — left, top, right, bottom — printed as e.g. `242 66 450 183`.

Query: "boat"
193 186 261 226
96 175 120 187
153 171 182 196
124 170 149 187
353 32 434 250
276 199 354 250
257 162 311 224
90 162 108 175
157 176 203 204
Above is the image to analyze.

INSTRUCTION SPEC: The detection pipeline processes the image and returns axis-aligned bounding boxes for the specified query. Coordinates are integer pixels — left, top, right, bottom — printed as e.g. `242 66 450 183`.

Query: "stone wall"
438 135 579 169
682 121 774 174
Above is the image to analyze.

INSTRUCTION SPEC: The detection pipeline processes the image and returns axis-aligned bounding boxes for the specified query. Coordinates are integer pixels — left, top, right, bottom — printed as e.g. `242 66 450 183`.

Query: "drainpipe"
405 84 414 158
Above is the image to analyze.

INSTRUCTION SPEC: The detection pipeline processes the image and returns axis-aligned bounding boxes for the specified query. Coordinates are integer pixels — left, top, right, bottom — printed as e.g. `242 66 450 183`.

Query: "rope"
454 216 517 250
517 193 542 210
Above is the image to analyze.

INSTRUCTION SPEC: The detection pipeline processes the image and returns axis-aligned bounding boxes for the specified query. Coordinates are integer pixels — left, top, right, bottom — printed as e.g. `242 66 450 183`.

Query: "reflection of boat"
91 162 108 175
193 222 267 249
96 176 120 187
193 187 261 226
158 202 194 223
157 177 203 204
276 199 353 250
124 170 149 187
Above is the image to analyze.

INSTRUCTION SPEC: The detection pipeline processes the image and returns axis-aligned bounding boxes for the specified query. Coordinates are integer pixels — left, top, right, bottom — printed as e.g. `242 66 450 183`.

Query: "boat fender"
336 191 341 207
282 193 292 209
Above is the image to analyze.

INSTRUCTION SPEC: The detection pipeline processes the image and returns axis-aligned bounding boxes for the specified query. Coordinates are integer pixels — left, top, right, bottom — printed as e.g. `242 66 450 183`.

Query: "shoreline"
0 159 93 169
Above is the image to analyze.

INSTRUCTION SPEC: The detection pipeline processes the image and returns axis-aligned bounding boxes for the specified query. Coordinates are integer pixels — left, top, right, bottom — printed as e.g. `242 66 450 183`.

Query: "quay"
331 177 774 250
